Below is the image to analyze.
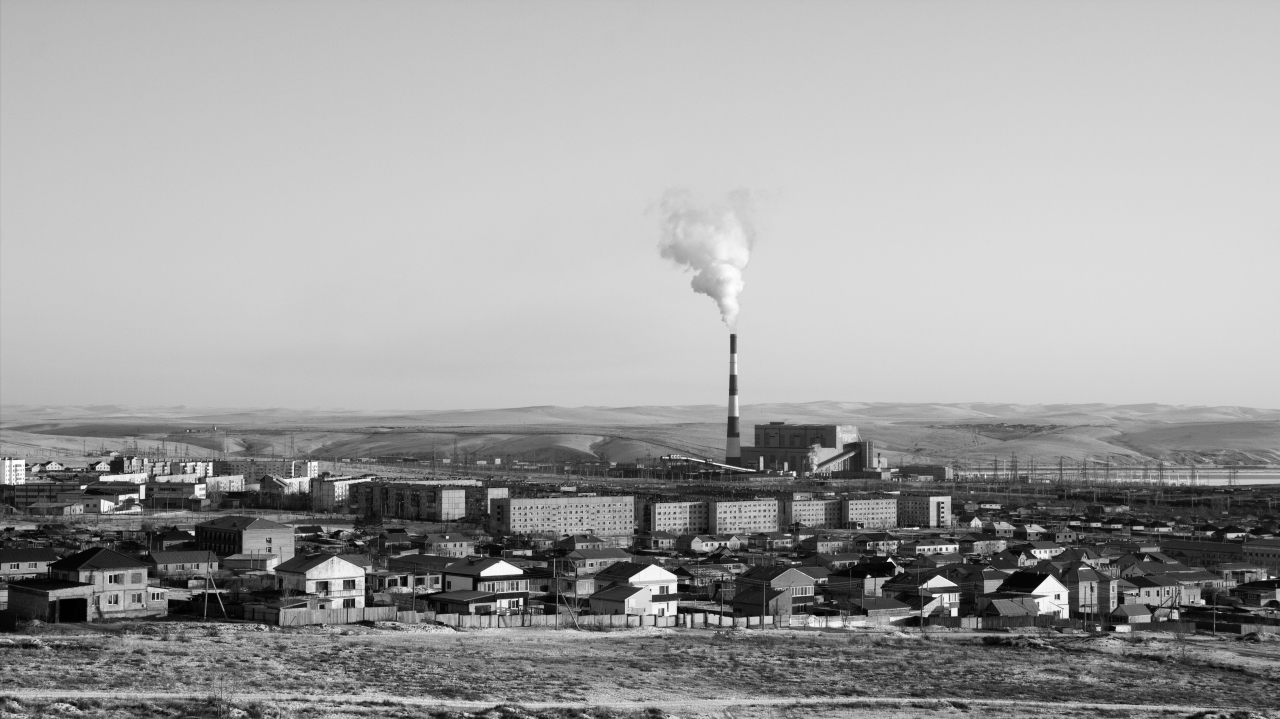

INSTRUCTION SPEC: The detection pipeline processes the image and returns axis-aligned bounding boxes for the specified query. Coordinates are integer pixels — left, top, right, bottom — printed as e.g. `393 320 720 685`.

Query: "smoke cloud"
657 189 757 329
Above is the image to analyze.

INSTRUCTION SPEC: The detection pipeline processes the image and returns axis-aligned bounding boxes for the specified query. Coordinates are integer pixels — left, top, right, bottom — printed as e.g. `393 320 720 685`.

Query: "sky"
2 0 1278 412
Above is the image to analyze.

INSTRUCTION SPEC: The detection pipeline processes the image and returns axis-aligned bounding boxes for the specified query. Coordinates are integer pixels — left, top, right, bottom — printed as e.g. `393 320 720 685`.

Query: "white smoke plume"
657 189 757 329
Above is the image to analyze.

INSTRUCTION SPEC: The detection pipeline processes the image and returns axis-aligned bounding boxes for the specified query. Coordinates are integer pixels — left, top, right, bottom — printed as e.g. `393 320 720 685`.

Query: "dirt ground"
1 621 1278 718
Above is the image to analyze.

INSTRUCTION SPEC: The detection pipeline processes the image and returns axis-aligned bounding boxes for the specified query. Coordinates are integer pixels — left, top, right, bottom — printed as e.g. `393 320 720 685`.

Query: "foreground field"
1 622 1277 718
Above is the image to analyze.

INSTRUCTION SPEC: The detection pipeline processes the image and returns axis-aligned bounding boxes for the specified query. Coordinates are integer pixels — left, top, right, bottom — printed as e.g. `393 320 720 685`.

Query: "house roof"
1111 604 1153 617
595 561 656 581
431 590 498 603
731 586 788 606
567 548 632 560
848 597 909 611
197 515 290 531
0 548 60 564
275 554 364 575
146 550 217 565
591 585 647 601
50 547 148 571
997 571 1059 594
388 554 456 572
984 598 1037 616
442 557 522 577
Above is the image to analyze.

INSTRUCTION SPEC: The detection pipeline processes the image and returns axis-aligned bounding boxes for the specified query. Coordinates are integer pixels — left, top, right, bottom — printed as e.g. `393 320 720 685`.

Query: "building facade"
842 497 898 529
310 475 373 512
708 499 780 534
351 482 466 521
1 457 26 485
490 495 636 537
782 499 842 529
898 495 952 528
212 459 318 482
641 501 710 534
195 516 295 558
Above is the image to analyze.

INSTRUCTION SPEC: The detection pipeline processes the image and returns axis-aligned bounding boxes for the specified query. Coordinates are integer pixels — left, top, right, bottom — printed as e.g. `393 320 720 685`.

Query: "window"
107 573 124 584
342 579 357 591
130 592 144 604
342 598 356 608
150 591 163 601
106 594 120 606
7 563 17 570
316 580 330 592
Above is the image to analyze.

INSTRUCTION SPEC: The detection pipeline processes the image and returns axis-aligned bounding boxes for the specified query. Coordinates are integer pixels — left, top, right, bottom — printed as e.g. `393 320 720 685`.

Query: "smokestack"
726 333 740 466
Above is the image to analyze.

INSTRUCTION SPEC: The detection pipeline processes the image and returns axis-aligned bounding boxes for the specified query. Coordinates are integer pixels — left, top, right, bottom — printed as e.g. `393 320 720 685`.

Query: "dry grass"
1 624 1277 713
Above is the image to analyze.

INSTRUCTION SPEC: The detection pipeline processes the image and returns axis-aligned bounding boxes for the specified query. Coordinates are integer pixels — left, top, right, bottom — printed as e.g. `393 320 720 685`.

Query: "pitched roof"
145 550 217 565
591 585 647 601
595 561 654 581
567 548 632 560
197 515 290 531
50 547 148 571
275 554 364 574
442 557 522 576
0 548 60 564
1111 604 1153 617
997 570 1058 593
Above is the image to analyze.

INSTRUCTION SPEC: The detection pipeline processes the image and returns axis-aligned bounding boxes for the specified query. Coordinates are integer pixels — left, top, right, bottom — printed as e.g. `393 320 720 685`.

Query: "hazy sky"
2 0 1278 411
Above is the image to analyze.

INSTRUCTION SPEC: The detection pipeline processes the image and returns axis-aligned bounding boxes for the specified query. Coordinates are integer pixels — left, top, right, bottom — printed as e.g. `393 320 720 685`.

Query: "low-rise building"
195 515 295 558
141 550 219 577
274 554 367 609
0 548 60 581
8 548 167 622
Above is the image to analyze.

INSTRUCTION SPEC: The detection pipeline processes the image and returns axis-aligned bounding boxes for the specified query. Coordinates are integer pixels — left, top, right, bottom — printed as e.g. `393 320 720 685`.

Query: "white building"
275 554 367 609
1 458 26 485
310 475 372 512
641 501 709 534
708 499 780 534
491 496 635 537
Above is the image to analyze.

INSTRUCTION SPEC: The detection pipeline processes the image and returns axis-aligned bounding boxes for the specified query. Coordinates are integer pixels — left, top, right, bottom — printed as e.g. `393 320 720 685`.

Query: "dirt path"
0 688 1262 715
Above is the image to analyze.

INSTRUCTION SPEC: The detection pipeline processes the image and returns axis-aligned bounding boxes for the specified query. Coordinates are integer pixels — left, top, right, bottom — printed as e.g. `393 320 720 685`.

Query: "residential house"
0 548 60 582
958 534 1006 557
1110 604 1154 624
8 547 166 622
825 561 901 602
1229 579 1280 607
590 585 662 616
749 532 796 551
141 550 219 577
730 585 791 620
736 566 818 613
1011 541 1065 562
982 521 1016 538
1012 524 1046 541
386 554 456 593
674 564 735 599
845 596 912 619
557 534 606 552
954 515 985 531
437 557 530 614
994 570 1070 618
881 572 961 617
634 531 677 551
677 534 744 554
800 535 849 555
196 516 295 558
275 554 367 609
412 533 475 558
558 548 633 575
850 532 900 555
901 539 959 556
591 561 679 616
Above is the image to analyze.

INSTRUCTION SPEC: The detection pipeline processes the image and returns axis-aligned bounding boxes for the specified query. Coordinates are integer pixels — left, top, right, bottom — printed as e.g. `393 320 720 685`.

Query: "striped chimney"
726 333 741 465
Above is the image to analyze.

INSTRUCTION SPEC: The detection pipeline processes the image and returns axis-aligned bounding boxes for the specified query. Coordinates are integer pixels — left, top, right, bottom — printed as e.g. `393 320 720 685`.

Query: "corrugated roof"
49 547 148 571
275 554 364 574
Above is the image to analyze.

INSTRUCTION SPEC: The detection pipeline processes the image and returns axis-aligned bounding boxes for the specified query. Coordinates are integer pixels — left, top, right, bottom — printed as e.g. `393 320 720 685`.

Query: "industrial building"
351 481 466 522
898 495 952 528
490 495 636 537
708 498 780 534
641 500 711 534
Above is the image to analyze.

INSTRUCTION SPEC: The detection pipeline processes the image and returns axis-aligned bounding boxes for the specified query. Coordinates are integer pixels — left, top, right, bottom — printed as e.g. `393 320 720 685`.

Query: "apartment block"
351 482 466 521
2 457 27 485
708 498 780 534
842 497 898 529
898 495 952 528
491 495 636 537
310 475 373 512
212 459 318 483
782 499 842 529
641 501 710 534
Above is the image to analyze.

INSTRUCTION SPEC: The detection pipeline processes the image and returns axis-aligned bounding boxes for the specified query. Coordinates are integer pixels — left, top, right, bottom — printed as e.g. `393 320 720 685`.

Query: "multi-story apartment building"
2 457 26 485
490 495 635 537
708 498 780 534
195 515 295 558
641 501 710 534
782 499 842 529
351 482 466 521
898 495 952 528
310 475 373 512
842 497 898 529
212 459 318 483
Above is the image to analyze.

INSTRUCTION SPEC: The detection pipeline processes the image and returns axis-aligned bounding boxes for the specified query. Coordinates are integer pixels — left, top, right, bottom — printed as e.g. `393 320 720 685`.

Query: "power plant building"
898 495 952 528
738 423 870 474
351 482 466 522
708 498 780 534
843 497 899 529
490 495 636 537
641 501 711 534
